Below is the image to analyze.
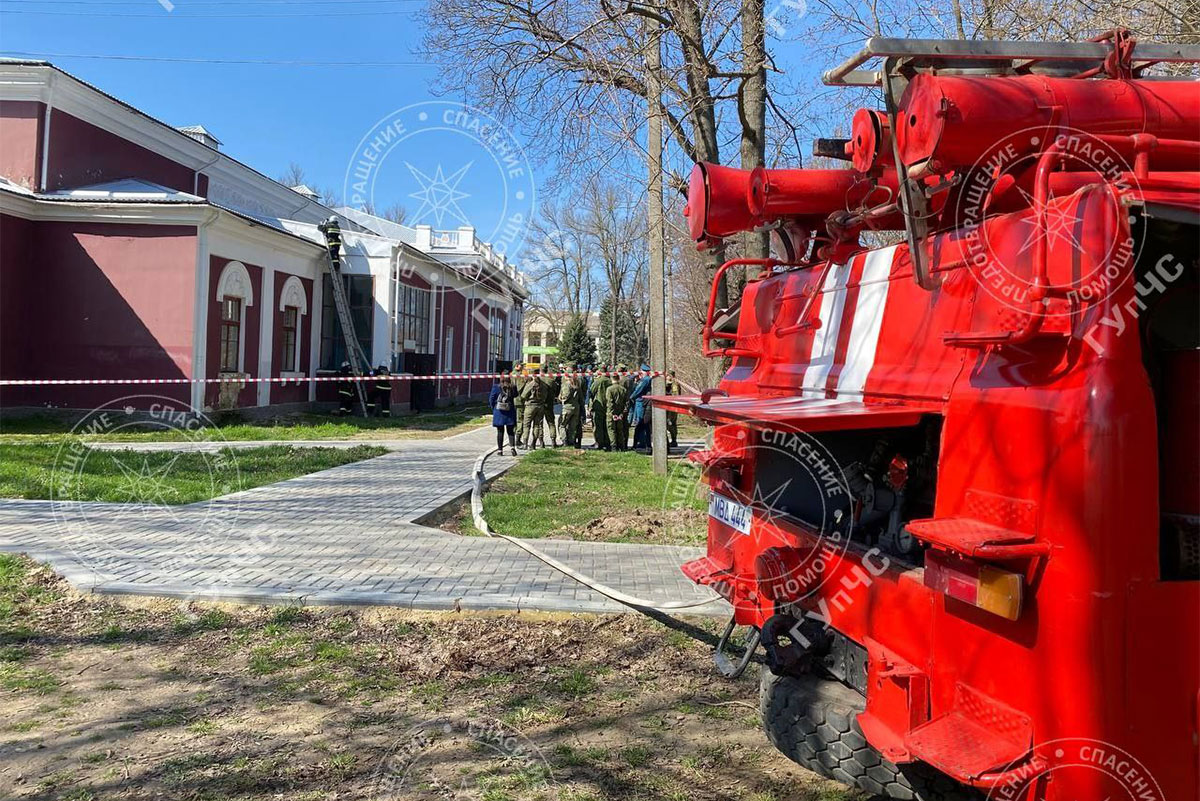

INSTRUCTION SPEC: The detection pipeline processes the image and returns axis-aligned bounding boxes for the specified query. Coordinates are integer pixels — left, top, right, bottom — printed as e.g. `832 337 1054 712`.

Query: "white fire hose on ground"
470 448 725 612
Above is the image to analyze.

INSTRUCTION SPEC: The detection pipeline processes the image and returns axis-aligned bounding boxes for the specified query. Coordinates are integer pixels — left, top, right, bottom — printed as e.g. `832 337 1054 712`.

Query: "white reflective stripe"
800 261 850 398
836 244 897 396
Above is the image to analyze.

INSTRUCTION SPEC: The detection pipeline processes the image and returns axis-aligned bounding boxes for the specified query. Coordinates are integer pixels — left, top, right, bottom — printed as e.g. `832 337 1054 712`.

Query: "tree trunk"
739 0 769 264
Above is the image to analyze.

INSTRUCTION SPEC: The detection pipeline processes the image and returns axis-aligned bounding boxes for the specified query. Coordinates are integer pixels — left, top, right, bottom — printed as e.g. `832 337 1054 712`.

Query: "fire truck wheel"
760 668 982 801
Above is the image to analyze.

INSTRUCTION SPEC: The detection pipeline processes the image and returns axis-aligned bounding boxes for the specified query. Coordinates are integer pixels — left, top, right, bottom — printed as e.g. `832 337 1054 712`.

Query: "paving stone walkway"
0 426 725 616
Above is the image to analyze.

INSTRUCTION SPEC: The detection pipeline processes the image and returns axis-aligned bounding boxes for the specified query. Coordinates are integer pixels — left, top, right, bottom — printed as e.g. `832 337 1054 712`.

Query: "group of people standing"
488 364 679 456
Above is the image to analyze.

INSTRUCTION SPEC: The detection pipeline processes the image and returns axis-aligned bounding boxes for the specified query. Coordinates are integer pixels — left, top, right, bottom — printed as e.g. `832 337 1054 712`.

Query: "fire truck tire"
760 668 982 801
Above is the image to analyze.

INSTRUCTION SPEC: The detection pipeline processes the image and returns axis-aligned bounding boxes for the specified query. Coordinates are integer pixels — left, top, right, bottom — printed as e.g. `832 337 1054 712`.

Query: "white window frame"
214 260 253 374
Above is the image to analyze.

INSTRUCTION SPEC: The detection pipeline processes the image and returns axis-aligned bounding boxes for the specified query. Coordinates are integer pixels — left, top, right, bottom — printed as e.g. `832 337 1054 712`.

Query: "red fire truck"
654 33 1199 800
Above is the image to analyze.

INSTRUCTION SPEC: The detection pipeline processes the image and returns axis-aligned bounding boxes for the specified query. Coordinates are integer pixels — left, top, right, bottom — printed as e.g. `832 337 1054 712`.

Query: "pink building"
0 59 528 415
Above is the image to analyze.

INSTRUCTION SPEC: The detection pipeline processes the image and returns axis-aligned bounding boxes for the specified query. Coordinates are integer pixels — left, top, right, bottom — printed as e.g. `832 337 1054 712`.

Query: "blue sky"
0 0 550 248
0 0 823 256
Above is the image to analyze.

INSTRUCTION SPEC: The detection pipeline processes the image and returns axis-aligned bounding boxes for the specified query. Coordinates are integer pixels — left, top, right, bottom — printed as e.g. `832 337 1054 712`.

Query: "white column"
257 266 274 407
190 228 210 411
308 268 323 401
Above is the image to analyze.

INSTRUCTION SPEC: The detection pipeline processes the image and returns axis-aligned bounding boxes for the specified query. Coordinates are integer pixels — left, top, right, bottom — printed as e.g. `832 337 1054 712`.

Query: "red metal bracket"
702 258 791 358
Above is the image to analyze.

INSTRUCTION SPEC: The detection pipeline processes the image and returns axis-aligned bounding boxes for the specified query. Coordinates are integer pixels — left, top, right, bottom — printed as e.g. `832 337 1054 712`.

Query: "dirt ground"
1 558 863 801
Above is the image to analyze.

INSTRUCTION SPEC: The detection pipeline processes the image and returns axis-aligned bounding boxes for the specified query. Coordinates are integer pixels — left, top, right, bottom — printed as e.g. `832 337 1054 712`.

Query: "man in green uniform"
665 369 679 447
521 367 548 449
514 367 529 447
572 367 586 446
543 367 560 446
557 362 582 448
589 365 612 451
606 366 631 451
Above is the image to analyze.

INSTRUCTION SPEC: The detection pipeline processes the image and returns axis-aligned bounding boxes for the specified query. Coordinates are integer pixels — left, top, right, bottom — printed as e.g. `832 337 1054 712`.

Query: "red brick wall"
0 216 196 409
45 108 195 193
0 100 44 189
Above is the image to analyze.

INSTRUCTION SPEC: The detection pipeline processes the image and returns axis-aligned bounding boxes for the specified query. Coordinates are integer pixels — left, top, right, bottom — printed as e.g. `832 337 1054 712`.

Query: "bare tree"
277 162 307 188
525 199 596 316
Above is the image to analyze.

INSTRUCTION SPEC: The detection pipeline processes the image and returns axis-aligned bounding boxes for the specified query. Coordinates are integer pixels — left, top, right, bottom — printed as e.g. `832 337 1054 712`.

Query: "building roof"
175 124 223 146
0 58 335 222
45 178 204 203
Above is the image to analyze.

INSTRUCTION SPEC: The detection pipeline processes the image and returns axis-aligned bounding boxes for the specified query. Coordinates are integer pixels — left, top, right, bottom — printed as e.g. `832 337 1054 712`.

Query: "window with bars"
219 297 242 372
397 284 432 353
281 306 299 371
320 274 373 369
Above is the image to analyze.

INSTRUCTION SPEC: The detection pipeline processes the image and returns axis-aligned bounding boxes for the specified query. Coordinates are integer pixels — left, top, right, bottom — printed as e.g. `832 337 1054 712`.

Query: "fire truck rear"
654 33 1200 800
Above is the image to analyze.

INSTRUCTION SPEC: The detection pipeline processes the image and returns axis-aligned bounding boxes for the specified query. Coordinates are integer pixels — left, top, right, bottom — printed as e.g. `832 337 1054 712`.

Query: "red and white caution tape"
0 370 663 387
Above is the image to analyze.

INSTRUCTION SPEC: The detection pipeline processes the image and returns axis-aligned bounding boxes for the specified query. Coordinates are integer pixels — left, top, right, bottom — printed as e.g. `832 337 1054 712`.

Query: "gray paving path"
0 426 725 616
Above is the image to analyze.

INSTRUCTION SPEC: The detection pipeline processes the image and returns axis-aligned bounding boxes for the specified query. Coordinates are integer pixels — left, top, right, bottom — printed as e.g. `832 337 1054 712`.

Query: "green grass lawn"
0 443 387 503
465 448 710 546
0 405 490 445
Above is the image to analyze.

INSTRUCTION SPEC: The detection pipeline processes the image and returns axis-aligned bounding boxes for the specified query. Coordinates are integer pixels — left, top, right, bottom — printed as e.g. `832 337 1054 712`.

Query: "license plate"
708 492 752 535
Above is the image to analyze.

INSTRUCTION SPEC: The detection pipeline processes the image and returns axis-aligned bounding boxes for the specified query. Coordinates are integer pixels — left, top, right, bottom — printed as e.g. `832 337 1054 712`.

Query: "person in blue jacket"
489 375 519 455
630 364 654 451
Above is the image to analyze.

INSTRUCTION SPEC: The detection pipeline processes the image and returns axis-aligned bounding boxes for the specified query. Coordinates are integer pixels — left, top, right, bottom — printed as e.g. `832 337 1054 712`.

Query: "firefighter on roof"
318 216 342 269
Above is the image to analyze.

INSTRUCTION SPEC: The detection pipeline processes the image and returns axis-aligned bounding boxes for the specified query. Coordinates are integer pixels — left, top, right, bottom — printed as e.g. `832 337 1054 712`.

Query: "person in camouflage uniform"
557 362 583 448
665 369 680 447
514 366 530 447
606 365 631 451
589 365 612 451
542 367 560 446
520 367 548 448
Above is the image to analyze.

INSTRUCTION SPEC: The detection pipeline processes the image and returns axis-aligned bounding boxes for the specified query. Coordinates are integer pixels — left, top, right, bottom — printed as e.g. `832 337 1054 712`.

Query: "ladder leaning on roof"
318 217 370 418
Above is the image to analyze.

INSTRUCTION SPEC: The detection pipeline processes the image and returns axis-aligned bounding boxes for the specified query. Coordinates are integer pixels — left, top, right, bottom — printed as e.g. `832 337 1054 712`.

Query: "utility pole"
647 19 668 475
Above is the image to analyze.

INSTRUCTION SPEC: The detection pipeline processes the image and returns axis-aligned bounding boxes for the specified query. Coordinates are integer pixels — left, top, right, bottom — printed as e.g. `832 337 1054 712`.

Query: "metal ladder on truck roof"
319 218 370 418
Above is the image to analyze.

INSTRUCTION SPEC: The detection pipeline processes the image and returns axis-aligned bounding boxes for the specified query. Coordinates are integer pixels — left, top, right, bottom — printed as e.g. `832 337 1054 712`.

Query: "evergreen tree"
557 314 597 366
597 296 644 366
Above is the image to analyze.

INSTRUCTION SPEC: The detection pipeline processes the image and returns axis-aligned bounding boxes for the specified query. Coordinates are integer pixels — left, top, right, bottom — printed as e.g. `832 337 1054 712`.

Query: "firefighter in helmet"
318 216 343 269
335 360 355 415
373 364 392 417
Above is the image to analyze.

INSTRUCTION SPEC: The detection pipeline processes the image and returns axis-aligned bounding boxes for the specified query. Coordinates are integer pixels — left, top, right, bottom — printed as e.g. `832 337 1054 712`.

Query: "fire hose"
470 448 724 612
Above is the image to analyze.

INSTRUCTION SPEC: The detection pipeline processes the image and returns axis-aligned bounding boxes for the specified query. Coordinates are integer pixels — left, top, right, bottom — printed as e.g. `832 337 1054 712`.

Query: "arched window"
278 275 308 373
214 261 253 374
